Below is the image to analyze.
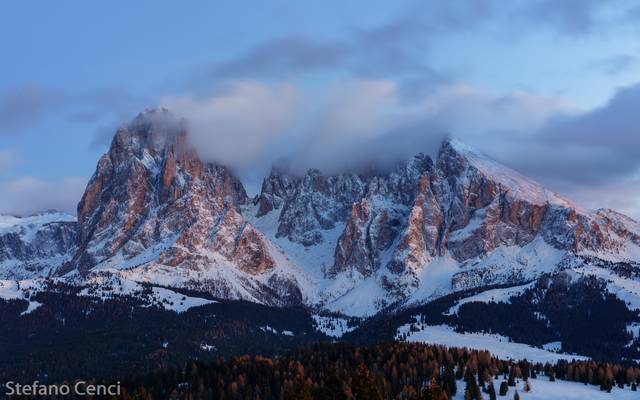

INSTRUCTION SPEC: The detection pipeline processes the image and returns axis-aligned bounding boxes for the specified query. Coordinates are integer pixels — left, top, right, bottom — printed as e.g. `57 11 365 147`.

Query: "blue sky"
1 0 640 217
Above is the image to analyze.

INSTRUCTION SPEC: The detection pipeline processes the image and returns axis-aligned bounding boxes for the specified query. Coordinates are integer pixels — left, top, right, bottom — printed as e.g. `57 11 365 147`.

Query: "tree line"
95 342 640 399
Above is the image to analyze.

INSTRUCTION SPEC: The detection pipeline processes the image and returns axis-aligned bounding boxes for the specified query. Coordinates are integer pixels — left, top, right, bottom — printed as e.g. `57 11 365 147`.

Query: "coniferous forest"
24 341 640 400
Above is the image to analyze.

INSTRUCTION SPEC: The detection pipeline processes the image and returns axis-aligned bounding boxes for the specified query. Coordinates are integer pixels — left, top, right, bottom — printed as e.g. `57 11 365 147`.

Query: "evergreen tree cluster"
99 342 640 400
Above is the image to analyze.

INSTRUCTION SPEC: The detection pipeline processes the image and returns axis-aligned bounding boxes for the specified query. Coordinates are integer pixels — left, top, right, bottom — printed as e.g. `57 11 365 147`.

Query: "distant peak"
438 136 486 159
438 136 575 208
129 107 183 135
109 108 190 159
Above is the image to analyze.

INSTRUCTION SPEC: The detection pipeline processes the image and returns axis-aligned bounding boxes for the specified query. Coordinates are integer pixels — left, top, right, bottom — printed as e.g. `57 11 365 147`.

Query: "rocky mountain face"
0 212 77 280
2 110 640 316
60 109 304 305
252 138 640 312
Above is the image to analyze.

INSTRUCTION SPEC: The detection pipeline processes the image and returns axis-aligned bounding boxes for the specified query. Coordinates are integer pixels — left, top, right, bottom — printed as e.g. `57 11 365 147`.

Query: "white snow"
21 301 42 315
323 272 390 317
0 212 77 280
151 287 214 313
243 202 342 286
627 323 640 339
0 280 45 316
446 282 535 315
200 344 216 352
260 325 278 334
0 280 23 300
312 315 357 338
0 212 76 238
93 234 180 271
258 325 295 336
79 274 216 313
406 256 462 306
322 235 564 317
453 236 565 291
448 207 486 242
399 324 588 364
101 231 316 307
542 341 562 352
572 265 640 311
451 376 638 400
448 138 575 208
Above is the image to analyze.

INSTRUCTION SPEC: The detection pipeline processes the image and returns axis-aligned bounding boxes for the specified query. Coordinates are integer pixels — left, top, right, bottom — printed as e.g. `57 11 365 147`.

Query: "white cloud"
286 80 577 174
0 177 87 216
156 79 578 180
160 82 299 171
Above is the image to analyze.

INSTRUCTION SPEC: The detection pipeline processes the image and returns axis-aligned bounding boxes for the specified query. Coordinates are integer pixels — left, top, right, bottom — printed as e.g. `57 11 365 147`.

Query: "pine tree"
507 367 517 387
352 363 382 400
421 377 448 400
487 382 497 400
513 390 520 400
499 381 509 396
322 364 348 400
442 365 457 397
464 367 483 400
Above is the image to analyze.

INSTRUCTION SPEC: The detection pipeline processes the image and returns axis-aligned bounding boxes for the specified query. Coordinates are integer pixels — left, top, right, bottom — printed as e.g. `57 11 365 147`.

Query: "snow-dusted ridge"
446 138 575 208
0 211 78 280
0 211 76 234
1 119 640 321
0 274 217 315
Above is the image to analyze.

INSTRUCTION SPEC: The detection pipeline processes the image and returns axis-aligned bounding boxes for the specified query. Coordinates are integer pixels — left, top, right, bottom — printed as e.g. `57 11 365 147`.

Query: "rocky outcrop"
254 136 640 310
271 170 366 246
0 212 77 279
388 171 443 275
62 109 302 305
2 108 640 315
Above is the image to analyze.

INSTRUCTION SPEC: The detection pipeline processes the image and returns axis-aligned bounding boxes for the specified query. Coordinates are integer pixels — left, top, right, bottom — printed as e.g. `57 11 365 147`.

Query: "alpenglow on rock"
1 109 640 316
62 109 306 306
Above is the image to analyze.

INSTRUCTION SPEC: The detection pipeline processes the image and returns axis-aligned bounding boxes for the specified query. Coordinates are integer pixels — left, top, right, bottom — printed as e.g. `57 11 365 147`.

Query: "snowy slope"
398 323 588 364
0 212 75 235
0 279 46 315
0 212 77 279
0 275 216 314
445 282 536 315
451 376 638 400
446 138 575 208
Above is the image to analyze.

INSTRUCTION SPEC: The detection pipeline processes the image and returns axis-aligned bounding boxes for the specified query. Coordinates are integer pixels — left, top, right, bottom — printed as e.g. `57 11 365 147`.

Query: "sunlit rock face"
60 109 304 306
255 136 640 309
2 108 640 314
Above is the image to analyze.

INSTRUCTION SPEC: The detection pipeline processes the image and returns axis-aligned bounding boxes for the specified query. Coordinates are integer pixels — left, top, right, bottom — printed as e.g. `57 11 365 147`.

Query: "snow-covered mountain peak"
438 137 574 208
3 113 640 317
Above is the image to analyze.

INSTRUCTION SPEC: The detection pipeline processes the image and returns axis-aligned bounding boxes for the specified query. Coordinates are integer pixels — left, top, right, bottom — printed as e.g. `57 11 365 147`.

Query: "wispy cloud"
0 176 86 216
0 85 149 136
160 82 299 171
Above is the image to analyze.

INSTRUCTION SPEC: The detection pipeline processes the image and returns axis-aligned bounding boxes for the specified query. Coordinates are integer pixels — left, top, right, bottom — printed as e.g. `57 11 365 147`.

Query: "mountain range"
2 108 640 318
4 107 640 382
